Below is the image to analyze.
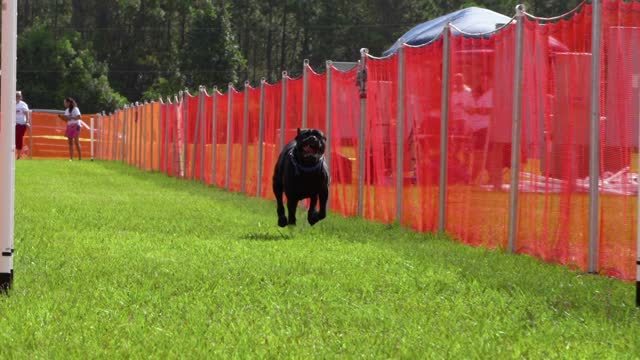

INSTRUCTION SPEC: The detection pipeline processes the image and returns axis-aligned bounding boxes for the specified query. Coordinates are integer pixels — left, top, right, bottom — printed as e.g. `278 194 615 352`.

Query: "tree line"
15 0 581 113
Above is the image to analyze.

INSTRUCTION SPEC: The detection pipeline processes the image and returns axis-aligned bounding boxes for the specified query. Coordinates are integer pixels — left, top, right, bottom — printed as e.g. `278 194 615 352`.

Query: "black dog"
273 128 329 227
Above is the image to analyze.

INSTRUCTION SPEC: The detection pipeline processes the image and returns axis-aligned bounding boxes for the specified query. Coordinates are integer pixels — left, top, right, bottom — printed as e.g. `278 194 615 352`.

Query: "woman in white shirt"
58 97 82 161
15 91 30 159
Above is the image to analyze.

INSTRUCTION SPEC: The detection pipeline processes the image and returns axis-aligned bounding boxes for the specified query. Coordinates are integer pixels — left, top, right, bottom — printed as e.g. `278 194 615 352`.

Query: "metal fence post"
396 46 405 225
226 83 233 190
257 79 266 197
357 48 368 218
325 61 333 209
588 0 602 273
90 117 95 161
190 87 202 180
302 59 309 129
280 72 288 152
122 105 128 163
241 81 250 193
438 25 451 232
200 88 206 182
212 87 218 186
508 5 526 253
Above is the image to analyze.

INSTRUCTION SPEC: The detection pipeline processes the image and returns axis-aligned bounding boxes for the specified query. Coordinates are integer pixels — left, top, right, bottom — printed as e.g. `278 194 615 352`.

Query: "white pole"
256 79 266 197
637 69 640 307
302 59 309 129
190 88 202 180
90 117 95 161
1 0 18 293
279 72 288 152
226 83 233 190
508 5 526 253
211 87 218 185
325 61 333 209
357 49 368 217
438 24 451 232
588 0 602 273
241 81 250 193
200 89 206 182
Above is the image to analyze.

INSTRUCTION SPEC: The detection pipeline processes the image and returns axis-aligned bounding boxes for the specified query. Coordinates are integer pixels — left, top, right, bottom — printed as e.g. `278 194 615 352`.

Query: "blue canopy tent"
383 7 511 56
383 7 568 56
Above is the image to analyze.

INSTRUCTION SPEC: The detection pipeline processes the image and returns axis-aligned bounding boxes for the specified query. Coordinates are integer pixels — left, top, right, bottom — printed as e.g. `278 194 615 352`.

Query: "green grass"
1 160 639 358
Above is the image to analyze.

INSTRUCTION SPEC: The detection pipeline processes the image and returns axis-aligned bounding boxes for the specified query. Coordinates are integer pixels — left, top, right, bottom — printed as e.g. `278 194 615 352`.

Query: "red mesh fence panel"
285 76 303 144
160 104 168 174
445 26 512 249
307 66 327 132
166 101 180 178
365 55 398 224
245 85 261 196
27 112 95 158
202 93 214 185
215 91 229 187
260 82 282 199
184 94 200 180
229 88 244 192
403 40 443 232
598 0 640 280
329 65 360 216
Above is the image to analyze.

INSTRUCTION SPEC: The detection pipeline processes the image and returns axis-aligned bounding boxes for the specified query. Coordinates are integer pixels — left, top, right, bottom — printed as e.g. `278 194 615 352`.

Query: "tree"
182 3 246 89
17 26 126 113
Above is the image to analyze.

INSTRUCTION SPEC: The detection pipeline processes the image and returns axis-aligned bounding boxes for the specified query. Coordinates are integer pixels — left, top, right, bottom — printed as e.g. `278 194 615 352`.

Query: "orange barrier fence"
94 0 639 281
24 112 98 159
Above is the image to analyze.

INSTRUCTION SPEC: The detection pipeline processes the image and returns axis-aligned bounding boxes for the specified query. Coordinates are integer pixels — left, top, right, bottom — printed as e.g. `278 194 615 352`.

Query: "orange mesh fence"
202 93 214 185
27 112 97 158
228 88 244 192
306 66 327 132
214 91 229 188
598 0 640 280
328 65 359 216
184 93 200 180
245 85 261 196
284 76 303 143
365 55 398 224
517 7 594 272
403 40 443 232
444 29 512 249
91 0 640 281
260 82 283 200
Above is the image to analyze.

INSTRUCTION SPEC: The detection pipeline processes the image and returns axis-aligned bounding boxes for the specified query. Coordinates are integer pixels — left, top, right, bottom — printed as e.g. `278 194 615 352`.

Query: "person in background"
15 91 31 159
465 75 493 182
58 97 82 161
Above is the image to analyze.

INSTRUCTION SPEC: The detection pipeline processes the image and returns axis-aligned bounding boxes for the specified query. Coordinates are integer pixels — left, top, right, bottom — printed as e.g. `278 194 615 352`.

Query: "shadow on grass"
240 231 294 241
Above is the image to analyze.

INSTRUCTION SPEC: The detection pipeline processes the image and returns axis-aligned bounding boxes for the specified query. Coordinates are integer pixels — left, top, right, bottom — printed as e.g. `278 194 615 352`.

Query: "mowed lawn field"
1 160 639 358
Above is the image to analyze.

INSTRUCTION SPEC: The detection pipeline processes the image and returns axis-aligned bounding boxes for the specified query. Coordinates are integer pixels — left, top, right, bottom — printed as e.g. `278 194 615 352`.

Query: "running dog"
272 128 329 227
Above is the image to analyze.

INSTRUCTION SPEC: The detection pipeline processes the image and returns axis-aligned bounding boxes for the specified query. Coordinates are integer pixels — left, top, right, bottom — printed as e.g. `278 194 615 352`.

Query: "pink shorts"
65 124 80 139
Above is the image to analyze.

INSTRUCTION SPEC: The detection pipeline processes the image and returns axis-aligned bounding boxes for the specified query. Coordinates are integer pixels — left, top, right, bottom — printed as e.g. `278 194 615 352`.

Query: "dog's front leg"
317 187 328 223
308 194 319 225
273 180 288 227
287 197 298 226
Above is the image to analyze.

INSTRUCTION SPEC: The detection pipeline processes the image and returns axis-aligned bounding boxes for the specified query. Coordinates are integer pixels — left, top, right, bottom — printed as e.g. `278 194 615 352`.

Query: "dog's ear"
297 128 301 135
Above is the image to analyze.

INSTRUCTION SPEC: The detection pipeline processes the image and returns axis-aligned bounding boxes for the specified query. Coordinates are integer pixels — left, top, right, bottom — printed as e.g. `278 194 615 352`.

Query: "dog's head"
294 128 326 166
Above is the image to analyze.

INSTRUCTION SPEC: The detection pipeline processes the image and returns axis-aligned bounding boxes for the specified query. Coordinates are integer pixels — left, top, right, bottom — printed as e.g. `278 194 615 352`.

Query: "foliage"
16 25 126 113
16 0 584 111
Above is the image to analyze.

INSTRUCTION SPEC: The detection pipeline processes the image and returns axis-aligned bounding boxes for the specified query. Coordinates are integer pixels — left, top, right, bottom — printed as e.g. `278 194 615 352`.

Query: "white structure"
1 0 17 292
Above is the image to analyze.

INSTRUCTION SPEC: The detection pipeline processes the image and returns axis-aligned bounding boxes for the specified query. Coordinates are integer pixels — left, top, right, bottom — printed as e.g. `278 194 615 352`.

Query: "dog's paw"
278 216 288 227
308 211 320 226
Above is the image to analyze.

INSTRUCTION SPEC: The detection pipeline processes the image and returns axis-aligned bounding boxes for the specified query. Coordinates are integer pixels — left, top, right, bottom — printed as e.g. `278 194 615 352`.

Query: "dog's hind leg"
273 179 288 227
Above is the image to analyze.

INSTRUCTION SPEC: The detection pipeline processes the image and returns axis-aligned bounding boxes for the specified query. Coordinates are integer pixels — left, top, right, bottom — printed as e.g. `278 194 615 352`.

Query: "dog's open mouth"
303 145 319 155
